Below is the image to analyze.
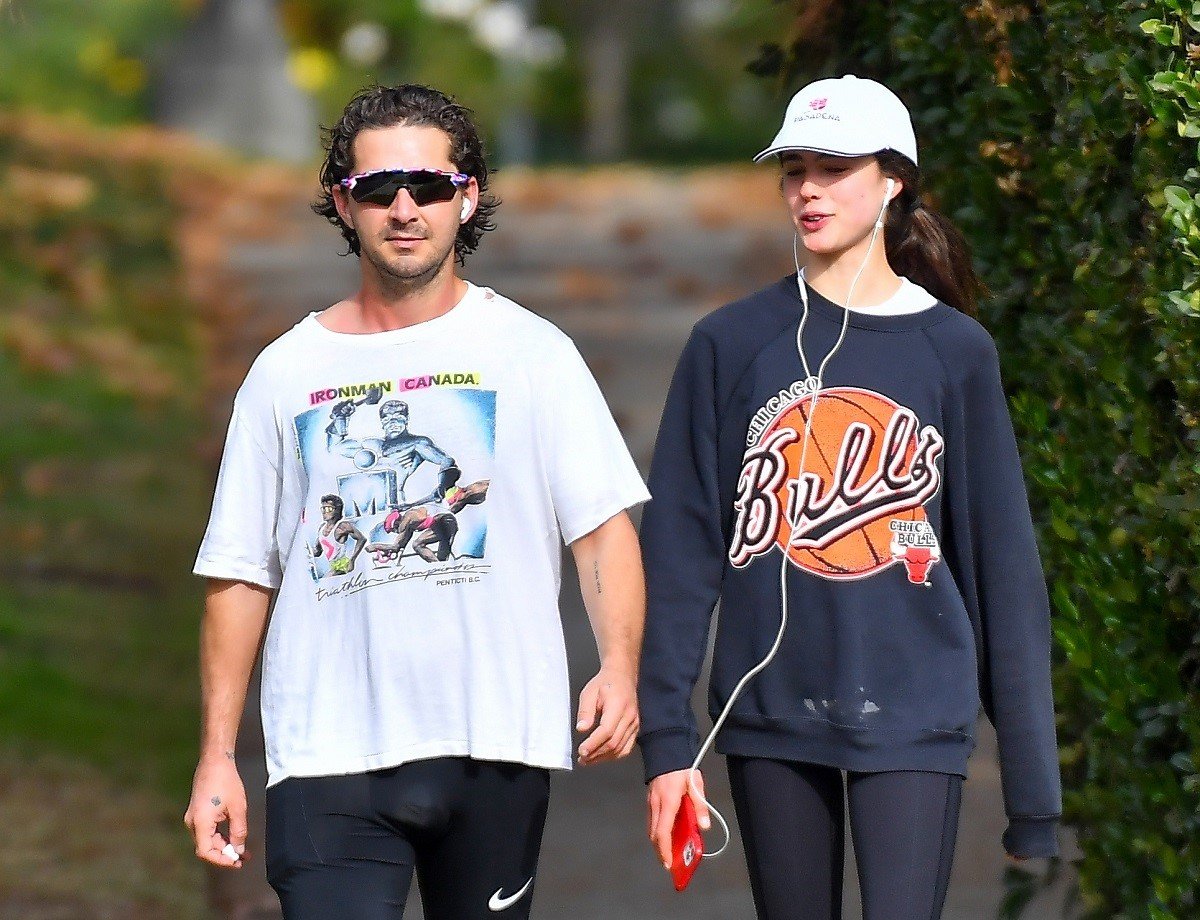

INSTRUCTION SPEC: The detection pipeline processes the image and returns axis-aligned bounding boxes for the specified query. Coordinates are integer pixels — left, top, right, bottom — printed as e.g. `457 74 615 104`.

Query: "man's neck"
324 266 468 334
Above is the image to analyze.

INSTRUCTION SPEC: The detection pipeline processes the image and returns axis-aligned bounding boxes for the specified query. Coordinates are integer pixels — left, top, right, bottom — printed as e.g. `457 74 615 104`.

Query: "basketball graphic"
730 385 945 582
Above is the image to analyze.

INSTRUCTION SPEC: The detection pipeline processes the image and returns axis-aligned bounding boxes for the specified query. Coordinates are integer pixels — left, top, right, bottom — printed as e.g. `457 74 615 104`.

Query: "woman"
637 75 1061 920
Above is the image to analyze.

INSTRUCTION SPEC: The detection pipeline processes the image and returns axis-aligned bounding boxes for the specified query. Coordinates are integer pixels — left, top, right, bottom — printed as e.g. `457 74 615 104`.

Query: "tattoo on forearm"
593 561 602 595
225 750 235 761
211 796 221 807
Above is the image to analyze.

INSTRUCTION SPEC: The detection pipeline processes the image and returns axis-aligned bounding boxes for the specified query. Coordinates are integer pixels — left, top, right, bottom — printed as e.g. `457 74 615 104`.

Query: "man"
311 493 366 578
367 476 489 566
327 395 458 504
185 84 648 920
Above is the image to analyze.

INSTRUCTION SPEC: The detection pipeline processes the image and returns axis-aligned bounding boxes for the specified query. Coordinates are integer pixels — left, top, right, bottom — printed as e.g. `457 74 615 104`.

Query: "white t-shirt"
194 283 650 786
848 277 938 315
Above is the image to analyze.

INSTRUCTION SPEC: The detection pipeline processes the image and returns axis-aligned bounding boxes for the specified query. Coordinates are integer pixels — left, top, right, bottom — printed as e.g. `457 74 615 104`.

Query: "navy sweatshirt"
637 276 1062 858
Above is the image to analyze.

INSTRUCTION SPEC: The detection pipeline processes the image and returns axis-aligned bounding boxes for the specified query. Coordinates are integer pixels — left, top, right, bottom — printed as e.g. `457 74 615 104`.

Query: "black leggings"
265 757 550 920
726 757 963 920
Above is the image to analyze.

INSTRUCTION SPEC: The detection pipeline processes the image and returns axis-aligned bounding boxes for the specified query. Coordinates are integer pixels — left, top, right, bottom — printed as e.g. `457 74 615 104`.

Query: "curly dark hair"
312 84 498 264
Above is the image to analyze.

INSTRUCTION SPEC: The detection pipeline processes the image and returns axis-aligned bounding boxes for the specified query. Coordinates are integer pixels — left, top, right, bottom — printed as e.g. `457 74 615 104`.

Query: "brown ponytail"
875 150 982 317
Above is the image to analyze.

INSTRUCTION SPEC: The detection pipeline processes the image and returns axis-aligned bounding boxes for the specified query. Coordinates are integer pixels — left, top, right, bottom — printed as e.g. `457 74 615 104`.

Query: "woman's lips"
800 213 831 231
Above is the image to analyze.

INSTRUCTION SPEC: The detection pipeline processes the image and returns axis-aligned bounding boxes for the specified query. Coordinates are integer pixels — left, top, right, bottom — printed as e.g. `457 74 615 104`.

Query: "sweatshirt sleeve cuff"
1003 816 1060 858
638 728 698 784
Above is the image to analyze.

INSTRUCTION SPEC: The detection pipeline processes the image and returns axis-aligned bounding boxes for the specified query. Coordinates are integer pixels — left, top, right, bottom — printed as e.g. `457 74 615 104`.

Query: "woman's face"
780 151 898 259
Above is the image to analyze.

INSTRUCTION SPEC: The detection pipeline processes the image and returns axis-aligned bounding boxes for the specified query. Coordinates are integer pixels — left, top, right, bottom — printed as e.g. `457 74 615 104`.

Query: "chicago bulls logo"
730 386 944 583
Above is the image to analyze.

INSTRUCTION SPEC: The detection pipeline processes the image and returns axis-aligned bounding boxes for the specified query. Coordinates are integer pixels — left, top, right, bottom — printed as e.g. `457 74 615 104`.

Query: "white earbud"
460 199 472 221
877 178 895 228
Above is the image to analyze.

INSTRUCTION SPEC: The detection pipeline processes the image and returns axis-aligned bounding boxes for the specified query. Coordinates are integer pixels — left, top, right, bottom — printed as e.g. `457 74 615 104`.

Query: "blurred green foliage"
0 113 210 584
0 112 222 802
0 0 790 164
0 583 201 795
277 0 790 163
0 0 187 123
761 1 1200 915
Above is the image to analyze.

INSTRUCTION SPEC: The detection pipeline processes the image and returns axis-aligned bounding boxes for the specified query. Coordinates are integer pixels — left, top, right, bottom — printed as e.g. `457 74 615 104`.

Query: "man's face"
321 502 339 523
333 124 479 287
380 400 409 437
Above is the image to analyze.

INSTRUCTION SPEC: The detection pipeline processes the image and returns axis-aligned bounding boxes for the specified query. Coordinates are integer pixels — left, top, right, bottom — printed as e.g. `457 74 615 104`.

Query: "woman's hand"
647 768 711 869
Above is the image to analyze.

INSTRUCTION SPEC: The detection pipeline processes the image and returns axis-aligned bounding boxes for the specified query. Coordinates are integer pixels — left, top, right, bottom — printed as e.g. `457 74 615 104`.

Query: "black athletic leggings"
265 757 550 920
726 757 963 920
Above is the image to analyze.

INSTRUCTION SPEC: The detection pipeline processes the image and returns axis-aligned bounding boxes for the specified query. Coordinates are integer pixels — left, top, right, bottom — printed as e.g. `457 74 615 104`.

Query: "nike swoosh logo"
488 878 533 912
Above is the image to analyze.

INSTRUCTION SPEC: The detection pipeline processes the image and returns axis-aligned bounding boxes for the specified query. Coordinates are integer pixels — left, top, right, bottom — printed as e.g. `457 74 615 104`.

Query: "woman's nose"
799 178 822 201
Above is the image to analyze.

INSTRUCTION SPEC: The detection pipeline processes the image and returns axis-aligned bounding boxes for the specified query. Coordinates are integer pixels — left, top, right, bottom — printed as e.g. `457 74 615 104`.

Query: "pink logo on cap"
809 98 828 110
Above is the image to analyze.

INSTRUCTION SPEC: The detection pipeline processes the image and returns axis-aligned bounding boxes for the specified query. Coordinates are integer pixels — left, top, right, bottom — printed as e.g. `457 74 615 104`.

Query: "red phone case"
670 795 704 891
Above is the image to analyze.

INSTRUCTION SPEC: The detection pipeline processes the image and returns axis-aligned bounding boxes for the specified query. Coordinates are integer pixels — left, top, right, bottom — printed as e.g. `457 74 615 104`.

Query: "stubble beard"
361 229 458 297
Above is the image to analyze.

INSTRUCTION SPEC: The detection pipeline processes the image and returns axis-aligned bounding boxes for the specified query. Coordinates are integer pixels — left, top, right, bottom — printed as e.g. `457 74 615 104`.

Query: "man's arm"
336 521 369 566
182 578 272 869
414 436 455 470
569 510 645 766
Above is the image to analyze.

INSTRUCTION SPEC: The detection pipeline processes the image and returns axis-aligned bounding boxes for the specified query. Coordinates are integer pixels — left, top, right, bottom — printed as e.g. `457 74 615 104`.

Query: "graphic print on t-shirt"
730 382 945 584
293 372 495 600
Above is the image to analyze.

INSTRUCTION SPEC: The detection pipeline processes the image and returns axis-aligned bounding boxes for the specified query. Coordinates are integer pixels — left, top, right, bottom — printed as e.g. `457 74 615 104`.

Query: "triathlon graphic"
293 373 495 596
366 474 490 565
730 384 944 584
312 493 367 577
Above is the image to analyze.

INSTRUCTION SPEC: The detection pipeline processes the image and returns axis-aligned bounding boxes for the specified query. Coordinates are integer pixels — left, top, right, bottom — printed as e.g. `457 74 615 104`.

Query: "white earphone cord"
688 180 894 858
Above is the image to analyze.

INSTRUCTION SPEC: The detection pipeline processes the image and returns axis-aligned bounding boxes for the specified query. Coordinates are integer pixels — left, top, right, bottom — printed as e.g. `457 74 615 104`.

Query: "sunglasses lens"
349 172 403 205
348 170 460 207
406 172 460 206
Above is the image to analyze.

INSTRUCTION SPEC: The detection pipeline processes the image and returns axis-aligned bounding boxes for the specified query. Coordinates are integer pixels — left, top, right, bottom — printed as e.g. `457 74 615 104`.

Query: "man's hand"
330 398 357 419
575 666 638 766
647 768 711 869
184 753 247 868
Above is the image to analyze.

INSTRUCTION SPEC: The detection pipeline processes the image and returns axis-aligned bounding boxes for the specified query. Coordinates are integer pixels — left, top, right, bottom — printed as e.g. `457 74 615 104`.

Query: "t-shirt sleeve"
538 341 650 545
193 396 284 590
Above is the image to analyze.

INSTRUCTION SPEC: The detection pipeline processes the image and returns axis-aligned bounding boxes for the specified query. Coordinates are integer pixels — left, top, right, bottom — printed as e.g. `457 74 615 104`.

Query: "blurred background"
1 0 1197 918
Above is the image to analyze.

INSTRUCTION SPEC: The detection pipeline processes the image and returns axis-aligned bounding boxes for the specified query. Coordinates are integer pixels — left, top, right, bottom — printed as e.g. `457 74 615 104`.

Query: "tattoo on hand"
211 796 221 807
593 561 602 595
225 750 235 761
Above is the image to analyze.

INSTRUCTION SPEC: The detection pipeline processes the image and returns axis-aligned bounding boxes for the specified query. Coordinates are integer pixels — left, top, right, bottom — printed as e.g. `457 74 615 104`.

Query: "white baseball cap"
754 75 918 166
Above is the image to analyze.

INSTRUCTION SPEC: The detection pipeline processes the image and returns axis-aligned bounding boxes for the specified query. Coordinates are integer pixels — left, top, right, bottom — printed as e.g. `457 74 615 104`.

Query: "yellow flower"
78 36 116 75
106 58 147 96
288 47 335 93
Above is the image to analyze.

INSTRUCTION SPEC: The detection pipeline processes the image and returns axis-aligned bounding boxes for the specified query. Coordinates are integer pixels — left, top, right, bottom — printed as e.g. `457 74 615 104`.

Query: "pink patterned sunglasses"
339 168 470 206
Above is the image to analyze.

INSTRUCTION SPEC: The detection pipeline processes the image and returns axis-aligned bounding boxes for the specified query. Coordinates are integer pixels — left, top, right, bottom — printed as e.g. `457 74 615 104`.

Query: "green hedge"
761 2 1199 916
0 112 225 797
0 111 213 582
